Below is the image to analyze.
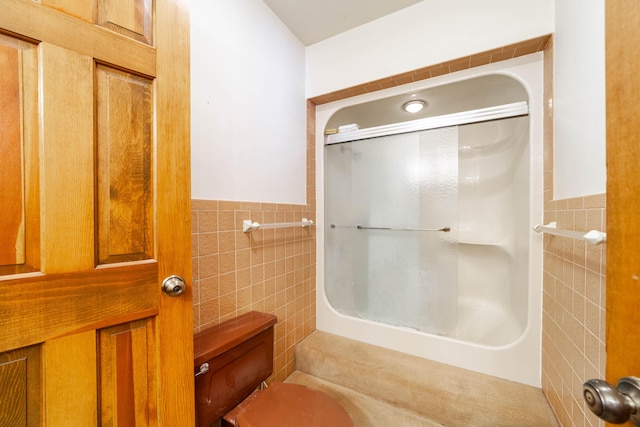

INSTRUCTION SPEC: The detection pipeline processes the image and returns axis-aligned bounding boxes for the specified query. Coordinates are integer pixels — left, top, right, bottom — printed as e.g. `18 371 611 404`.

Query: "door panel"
0 345 41 426
99 318 157 426
0 0 193 425
0 33 40 276
0 42 22 266
96 64 154 265
96 0 153 45
606 0 640 389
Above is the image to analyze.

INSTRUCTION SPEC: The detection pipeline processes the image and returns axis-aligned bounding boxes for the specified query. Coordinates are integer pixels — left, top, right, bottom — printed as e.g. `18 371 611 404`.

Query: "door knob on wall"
583 377 640 425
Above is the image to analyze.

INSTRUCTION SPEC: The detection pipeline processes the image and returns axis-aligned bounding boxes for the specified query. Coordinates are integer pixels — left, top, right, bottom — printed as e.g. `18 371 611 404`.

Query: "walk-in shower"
316 55 543 387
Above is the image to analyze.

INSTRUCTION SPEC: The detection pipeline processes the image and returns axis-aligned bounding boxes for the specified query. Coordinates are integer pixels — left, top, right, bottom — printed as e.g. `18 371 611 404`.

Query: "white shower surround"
315 54 544 387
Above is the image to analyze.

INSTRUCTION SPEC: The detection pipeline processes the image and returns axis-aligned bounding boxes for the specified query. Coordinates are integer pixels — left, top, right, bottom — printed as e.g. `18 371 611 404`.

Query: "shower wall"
456 116 530 344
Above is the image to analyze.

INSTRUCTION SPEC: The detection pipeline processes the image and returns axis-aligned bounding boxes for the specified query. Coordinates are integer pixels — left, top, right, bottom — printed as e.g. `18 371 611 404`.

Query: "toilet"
194 311 354 427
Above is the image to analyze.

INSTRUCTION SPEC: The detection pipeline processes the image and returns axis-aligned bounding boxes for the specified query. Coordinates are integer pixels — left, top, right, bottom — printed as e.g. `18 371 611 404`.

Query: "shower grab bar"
243 218 314 233
330 224 450 232
533 222 606 245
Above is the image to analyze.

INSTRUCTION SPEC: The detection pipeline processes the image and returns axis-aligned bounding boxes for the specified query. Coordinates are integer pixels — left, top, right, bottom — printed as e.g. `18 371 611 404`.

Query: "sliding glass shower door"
325 126 459 335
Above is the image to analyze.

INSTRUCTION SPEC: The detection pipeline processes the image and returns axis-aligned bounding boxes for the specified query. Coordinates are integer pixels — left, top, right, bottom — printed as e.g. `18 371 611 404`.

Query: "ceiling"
262 0 424 46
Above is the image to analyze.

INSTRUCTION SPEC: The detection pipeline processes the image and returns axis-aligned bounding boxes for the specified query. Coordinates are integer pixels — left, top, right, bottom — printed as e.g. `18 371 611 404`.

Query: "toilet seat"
230 382 354 427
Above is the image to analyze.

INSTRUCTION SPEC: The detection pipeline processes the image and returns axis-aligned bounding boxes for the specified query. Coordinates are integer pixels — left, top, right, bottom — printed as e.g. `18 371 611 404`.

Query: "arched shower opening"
316 55 544 387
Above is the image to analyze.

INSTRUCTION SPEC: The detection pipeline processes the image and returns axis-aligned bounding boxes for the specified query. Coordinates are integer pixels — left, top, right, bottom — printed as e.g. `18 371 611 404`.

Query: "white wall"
553 0 606 198
190 0 307 204
306 0 605 199
190 0 605 204
306 0 554 98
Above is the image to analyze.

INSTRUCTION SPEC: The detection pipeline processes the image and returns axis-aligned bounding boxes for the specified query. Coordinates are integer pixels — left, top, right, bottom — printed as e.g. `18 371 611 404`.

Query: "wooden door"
0 0 194 426
606 0 640 414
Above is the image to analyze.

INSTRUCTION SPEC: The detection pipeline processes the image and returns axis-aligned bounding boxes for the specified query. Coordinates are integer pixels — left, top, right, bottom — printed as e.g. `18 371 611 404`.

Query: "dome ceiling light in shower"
402 99 427 113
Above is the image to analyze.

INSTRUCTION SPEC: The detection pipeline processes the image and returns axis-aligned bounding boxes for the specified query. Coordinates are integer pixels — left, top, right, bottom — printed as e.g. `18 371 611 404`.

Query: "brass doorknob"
161 275 186 297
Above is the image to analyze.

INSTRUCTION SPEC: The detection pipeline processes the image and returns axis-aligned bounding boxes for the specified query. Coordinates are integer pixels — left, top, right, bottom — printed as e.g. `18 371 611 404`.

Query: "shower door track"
325 101 528 144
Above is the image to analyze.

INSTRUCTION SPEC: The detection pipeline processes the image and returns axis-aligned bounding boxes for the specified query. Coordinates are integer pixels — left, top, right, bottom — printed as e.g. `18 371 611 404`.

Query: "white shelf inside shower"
456 219 514 246
457 228 513 248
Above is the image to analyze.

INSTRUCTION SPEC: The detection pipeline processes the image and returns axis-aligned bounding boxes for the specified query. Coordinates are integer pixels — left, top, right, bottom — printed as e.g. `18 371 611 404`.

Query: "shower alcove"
316 55 543 386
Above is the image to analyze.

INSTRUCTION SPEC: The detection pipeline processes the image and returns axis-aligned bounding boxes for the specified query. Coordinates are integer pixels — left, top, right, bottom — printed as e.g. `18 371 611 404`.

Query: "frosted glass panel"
325 143 355 315
325 127 458 335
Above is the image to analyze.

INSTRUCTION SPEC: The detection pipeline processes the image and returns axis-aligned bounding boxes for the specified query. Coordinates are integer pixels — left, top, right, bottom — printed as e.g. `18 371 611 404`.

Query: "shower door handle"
356 225 451 232
583 377 640 425
330 224 451 232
